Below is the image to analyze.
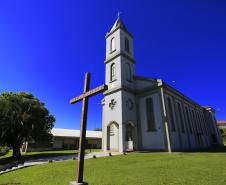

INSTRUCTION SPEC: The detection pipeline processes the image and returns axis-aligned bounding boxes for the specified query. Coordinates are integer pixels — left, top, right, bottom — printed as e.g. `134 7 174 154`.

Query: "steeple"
102 15 137 153
106 15 133 38
110 16 128 33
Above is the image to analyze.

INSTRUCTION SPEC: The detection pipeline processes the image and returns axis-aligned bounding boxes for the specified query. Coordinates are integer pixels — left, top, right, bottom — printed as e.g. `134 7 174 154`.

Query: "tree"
0 92 55 159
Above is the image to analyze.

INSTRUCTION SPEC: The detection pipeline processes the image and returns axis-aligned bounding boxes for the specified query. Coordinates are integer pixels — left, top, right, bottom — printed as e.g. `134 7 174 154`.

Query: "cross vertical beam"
76 72 90 183
70 72 108 185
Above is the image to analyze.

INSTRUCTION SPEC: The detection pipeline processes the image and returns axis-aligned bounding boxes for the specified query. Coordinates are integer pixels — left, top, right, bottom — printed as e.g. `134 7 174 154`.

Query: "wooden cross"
70 72 108 184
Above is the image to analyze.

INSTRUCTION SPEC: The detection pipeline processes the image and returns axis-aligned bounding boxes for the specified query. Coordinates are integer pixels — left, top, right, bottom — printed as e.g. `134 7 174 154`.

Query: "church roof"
106 16 133 38
218 120 226 125
51 128 102 139
110 16 128 32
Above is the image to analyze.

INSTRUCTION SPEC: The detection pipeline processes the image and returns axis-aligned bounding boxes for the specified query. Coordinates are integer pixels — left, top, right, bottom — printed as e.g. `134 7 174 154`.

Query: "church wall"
164 94 181 150
120 57 135 90
105 57 122 88
204 111 215 144
164 88 216 150
134 79 157 90
102 99 106 151
121 90 138 150
174 99 190 150
139 92 165 150
106 30 121 59
103 91 124 152
183 105 197 149
120 30 134 58
201 113 211 147
204 110 223 145
197 110 209 148
190 107 202 149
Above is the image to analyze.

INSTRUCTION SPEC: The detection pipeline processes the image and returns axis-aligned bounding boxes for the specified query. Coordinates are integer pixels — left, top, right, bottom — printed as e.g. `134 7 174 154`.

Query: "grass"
1 152 226 185
0 149 100 168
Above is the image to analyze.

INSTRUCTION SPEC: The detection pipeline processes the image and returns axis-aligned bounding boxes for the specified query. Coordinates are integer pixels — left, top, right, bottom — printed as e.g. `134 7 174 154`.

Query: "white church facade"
102 17 222 153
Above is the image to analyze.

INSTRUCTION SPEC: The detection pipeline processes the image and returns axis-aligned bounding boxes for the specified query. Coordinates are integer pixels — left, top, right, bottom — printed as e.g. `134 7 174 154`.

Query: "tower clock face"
126 98 134 110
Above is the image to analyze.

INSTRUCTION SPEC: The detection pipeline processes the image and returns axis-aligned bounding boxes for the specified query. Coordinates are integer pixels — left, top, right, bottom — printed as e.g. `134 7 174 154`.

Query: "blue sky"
0 0 225 130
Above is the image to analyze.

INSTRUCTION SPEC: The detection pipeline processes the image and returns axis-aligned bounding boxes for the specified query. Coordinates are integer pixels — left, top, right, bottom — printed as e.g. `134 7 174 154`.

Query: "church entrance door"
107 122 119 151
125 122 135 151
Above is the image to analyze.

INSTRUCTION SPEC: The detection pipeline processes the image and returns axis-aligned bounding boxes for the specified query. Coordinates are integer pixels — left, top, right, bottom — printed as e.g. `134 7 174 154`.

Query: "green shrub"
0 146 10 156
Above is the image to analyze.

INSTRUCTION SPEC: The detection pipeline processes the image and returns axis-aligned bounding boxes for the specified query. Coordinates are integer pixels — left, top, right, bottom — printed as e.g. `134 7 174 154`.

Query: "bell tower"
105 15 135 91
102 16 138 153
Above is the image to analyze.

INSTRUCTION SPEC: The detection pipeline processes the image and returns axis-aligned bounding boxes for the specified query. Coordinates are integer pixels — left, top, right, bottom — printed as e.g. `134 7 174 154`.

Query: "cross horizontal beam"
70 84 108 104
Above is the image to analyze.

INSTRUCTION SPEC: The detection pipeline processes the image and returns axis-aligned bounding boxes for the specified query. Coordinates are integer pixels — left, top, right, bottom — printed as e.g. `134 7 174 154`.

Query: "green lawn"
0 149 100 168
1 152 226 185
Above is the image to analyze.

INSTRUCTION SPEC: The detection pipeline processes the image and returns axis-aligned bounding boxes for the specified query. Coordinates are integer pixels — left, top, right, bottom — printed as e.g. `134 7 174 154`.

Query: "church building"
101 17 223 152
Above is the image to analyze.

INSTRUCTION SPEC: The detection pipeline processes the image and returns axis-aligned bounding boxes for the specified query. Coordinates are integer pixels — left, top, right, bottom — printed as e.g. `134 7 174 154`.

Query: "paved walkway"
0 152 121 175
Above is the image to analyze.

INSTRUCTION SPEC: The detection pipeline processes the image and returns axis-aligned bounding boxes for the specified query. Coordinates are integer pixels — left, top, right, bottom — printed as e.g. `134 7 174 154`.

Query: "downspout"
158 80 172 153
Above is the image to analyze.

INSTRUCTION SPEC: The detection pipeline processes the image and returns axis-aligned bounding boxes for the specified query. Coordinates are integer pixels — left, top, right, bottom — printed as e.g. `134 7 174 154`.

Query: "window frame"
167 97 176 132
185 106 193 134
177 102 185 133
126 63 132 82
110 37 116 53
145 97 156 132
125 37 130 53
110 63 116 82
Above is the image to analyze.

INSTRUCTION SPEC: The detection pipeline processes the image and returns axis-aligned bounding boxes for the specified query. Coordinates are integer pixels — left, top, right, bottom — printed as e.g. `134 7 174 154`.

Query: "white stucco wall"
139 92 165 150
121 90 138 150
106 31 121 59
120 31 134 58
134 79 157 89
103 91 124 152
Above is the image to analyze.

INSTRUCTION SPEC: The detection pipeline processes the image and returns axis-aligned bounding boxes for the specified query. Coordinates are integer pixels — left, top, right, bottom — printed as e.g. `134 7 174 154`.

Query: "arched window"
146 97 156 131
126 63 131 81
198 113 205 135
125 37 130 53
110 37 116 52
201 114 208 135
110 63 116 81
167 97 176 131
191 110 197 134
177 103 185 133
190 109 196 134
110 124 115 136
185 107 193 134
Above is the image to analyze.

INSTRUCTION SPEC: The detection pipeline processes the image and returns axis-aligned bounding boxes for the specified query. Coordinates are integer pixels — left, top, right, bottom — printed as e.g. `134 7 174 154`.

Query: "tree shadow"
0 149 100 168
0 151 77 168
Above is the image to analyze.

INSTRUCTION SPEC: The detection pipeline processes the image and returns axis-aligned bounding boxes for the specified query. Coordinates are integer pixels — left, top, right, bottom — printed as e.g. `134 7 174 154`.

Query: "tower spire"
117 11 122 18
109 13 131 35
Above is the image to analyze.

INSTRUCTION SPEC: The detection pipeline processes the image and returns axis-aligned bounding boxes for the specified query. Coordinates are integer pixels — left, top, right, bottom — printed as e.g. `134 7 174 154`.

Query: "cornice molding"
133 75 158 83
106 26 133 39
105 52 135 64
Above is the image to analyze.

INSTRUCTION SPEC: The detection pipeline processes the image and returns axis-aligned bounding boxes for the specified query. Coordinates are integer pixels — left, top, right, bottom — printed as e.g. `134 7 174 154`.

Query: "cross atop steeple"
109 12 130 34
117 11 122 18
